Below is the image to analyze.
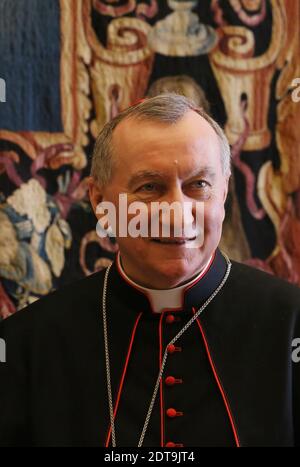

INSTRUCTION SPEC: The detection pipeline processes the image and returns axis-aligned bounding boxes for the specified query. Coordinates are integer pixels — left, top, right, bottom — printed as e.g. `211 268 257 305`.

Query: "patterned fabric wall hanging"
0 0 299 318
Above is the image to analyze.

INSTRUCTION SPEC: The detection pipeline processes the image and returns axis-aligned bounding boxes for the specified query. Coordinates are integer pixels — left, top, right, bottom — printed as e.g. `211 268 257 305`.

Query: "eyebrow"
127 167 216 190
127 170 166 190
186 167 217 180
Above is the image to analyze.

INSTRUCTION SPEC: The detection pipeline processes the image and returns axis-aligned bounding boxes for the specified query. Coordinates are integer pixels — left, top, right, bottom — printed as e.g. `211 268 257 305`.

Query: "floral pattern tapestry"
0 0 299 317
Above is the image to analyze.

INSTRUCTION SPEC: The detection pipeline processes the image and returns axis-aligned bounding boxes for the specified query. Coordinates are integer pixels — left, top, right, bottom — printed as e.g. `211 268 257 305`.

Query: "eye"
139 183 158 192
190 180 210 189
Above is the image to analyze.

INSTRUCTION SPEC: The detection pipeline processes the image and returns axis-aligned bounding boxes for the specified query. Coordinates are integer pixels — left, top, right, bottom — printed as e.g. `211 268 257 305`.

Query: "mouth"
151 237 197 245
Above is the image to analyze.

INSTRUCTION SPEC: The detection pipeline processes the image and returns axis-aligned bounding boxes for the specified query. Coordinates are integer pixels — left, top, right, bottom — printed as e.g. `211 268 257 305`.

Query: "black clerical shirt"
0 249 300 447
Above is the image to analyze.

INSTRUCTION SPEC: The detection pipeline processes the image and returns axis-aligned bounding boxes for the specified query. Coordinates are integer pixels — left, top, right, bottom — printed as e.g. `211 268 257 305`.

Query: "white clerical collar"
116 253 214 313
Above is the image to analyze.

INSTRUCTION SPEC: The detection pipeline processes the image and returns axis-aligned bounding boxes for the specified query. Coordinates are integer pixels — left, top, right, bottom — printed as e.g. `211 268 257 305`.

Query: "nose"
165 184 186 206
159 186 196 238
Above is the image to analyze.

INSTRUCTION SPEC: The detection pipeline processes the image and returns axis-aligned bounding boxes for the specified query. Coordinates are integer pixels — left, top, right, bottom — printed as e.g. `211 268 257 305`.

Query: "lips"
151 237 196 245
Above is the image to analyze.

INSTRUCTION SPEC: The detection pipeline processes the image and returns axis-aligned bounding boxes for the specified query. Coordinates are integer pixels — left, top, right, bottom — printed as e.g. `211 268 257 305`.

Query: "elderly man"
0 94 300 447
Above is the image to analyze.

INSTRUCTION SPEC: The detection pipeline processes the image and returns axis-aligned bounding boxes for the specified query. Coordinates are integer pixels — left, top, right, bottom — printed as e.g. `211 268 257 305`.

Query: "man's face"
90 110 229 288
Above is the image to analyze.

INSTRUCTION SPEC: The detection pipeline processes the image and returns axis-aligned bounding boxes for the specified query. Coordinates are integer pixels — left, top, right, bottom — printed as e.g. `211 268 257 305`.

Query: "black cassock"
1 249 300 447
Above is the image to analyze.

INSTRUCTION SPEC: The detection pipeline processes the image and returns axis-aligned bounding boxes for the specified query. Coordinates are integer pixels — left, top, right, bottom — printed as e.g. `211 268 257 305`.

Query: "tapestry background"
0 0 299 317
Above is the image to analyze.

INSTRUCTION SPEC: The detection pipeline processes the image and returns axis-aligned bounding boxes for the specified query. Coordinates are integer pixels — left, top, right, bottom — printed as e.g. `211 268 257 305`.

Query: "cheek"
116 235 146 257
203 201 225 232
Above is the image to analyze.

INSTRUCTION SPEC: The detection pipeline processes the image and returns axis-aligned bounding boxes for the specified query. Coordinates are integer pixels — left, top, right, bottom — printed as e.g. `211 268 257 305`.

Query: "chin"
149 258 200 288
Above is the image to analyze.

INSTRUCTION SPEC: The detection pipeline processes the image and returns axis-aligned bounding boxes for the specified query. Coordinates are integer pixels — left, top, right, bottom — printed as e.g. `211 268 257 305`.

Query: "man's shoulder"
0 268 107 336
229 258 300 311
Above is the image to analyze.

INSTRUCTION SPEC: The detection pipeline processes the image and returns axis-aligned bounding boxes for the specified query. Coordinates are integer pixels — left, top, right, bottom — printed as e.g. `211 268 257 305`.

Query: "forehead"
111 110 222 175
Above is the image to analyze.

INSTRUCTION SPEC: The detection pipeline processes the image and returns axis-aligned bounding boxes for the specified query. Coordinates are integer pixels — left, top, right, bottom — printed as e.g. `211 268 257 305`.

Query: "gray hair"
91 93 231 186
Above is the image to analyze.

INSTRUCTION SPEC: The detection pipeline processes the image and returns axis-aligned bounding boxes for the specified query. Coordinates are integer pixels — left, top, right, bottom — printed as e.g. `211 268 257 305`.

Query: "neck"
117 253 214 313
118 255 214 290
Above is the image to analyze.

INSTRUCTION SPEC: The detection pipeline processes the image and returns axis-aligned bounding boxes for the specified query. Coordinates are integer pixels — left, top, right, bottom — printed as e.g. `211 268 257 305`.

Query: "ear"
88 176 103 217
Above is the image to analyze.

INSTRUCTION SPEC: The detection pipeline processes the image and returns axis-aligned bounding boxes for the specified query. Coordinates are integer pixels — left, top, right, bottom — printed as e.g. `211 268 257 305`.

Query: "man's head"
89 93 231 289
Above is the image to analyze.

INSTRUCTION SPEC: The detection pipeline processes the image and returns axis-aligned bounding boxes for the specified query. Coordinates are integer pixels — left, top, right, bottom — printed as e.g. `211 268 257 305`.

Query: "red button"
167 344 181 354
165 376 176 386
166 315 175 324
165 376 183 386
165 442 184 448
166 408 183 418
165 442 176 447
167 344 176 353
